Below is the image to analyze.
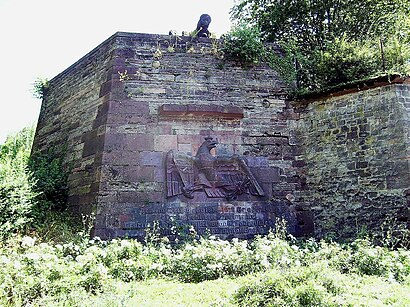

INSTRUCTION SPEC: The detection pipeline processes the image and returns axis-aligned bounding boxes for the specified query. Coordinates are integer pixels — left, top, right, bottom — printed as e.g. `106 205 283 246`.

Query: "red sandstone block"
159 104 187 116
82 134 104 157
149 191 165 203
132 191 164 203
117 191 139 203
99 81 112 98
109 81 127 100
106 114 152 126
121 151 140 164
125 166 155 182
156 125 173 134
102 151 124 164
95 99 110 117
140 151 163 167
252 167 280 183
104 133 127 151
154 168 166 182
154 135 178 151
125 134 154 151
159 103 244 119
109 100 150 115
177 135 201 145
177 143 192 154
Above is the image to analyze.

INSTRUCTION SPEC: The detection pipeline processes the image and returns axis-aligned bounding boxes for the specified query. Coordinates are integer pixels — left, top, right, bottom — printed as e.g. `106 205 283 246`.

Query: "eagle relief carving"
166 137 265 200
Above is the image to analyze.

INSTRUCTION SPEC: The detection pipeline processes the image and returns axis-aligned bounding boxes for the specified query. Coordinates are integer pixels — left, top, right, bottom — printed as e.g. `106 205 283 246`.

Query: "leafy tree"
231 0 410 94
232 0 409 47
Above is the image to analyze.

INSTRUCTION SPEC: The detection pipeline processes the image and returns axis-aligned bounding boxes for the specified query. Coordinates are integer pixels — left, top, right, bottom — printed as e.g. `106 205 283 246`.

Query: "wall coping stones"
293 74 409 107
49 32 215 86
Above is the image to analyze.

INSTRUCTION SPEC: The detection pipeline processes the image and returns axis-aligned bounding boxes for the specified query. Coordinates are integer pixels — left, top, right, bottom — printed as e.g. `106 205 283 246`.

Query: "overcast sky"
0 0 235 144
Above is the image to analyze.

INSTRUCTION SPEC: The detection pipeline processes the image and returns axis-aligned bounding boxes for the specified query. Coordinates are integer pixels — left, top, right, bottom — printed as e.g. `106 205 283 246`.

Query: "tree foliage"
231 0 410 94
232 0 409 45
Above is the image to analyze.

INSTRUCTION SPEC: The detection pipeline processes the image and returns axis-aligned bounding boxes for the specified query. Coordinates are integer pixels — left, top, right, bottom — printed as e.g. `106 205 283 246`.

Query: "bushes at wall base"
0 127 37 237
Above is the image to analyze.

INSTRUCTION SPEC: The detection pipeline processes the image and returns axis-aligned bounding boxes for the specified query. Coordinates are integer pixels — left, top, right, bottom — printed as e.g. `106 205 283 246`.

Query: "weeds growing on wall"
32 77 49 100
221 24 266 67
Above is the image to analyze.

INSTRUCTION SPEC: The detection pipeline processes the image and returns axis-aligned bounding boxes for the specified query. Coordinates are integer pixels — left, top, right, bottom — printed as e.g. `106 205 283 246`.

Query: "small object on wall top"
196 14 212 37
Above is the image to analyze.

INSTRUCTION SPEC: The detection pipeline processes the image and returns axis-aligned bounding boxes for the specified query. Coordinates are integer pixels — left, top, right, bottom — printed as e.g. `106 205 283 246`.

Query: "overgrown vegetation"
0 126 70 238
0 231 409 306
29 147 69 213
221 24 265 66
0 126 38 237
0 127 409 305
229 0 410 96
32 77 49 100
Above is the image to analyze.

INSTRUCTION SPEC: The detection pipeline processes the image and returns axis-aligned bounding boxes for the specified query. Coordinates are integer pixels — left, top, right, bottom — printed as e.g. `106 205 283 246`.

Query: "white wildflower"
13 260 22 269
0 255 10 265
21 236 36 248
120 240 132 248
25 253 40 260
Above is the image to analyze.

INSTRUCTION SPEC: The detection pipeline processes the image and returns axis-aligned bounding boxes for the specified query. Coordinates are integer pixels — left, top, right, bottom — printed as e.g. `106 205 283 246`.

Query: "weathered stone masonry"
33 31 409 240
295 83 410 238
33 32 310 239
33 36 117 216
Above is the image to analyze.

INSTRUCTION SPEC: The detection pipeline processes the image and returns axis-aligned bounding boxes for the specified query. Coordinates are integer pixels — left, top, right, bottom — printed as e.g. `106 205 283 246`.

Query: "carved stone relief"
166 136 265 200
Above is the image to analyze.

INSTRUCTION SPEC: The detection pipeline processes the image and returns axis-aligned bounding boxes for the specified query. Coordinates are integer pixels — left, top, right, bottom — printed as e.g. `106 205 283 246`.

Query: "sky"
0 0 236 144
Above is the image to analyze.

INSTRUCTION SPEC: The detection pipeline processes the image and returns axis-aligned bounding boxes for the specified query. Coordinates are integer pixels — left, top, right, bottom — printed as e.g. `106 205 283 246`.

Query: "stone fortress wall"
295 83 410 238
33 32 409 239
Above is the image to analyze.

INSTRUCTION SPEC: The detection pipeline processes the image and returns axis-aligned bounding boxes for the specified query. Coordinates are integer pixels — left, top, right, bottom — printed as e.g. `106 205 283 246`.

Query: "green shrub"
222 23 265 66
32 77 49 100
169 237 258 282
314 38 380 87
347 239 410 281
233 265 345 306
0 126 71 239
101 239 156 282
29 147 69 214
0 127 38 237
233 259 410 306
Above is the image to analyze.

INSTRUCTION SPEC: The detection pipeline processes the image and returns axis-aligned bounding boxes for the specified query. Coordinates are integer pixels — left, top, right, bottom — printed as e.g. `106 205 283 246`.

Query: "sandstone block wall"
33 32 310 240
33 31 410 240
296 84 410 238
32 35 118 215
